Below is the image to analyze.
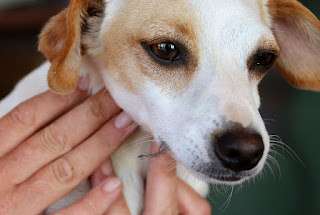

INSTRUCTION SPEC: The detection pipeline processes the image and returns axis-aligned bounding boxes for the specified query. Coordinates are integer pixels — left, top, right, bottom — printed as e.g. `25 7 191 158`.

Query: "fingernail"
101 160 113 176
78 77 90 91
103 177 121 193
114 111 134 128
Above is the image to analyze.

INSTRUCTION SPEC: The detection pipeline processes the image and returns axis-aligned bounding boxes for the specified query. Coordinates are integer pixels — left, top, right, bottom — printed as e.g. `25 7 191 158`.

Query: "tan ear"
39 0 91 94
268 0 320 91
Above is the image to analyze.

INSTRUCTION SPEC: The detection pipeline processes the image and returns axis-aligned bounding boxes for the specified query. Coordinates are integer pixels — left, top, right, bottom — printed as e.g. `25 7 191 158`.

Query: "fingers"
52 177 122 215
0 89 87 157
144 142 211 215
0 89 120 186
104 195 131 215
12 111 136 214
91 160 114 188
143 142 179 215
91 161 131 215
177 179 211 215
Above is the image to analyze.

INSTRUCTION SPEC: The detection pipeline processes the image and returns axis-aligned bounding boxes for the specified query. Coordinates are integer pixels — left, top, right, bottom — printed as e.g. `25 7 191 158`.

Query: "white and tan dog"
0 0 319 214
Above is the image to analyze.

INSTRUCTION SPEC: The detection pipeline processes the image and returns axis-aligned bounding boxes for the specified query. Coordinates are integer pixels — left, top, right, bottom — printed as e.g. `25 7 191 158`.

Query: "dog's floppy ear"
39 0 91 94
268 0 320 91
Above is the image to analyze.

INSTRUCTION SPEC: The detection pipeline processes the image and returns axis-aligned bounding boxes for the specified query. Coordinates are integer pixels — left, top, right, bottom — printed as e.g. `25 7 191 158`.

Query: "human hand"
91 142 212 215
0 87 136 215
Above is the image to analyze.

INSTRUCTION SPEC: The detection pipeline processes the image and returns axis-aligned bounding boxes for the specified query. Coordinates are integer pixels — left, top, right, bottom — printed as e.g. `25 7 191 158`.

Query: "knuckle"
30 178 53 196
0 193 14 215
39 124 68 154
9 101 35 127
88 97 111 119
50 158 74 184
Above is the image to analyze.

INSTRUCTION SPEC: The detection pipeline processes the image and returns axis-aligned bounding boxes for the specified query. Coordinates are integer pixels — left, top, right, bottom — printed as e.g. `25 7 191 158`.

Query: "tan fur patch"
39 0 91 94
268 0 320 91
100 0 200 95
38 9 69 62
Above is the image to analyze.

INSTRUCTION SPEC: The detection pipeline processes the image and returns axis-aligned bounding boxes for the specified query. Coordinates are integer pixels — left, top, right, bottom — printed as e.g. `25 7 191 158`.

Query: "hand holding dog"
0 87 210 215
91 142 212 215
0 88 136 214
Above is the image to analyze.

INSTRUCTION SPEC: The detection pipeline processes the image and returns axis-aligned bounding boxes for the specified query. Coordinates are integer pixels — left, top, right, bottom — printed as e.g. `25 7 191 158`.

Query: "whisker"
269 147 286 160
120 134 153 153
166 163 177 174
164 157 177 175
270 140 305 167
98 88 109 104
263 118 277 122
121 139 153 154
267 153 281 171
207 185 216 204
265 160 275 179
220 186 234 212
269 134 305 165
120 123 140 142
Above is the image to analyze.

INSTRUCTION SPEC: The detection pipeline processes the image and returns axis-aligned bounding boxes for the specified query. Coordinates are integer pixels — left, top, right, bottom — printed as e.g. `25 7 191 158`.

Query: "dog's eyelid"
256 47 280 56
141 37 182 47
265 48 280 58
247 48 278 73
141 39 189 66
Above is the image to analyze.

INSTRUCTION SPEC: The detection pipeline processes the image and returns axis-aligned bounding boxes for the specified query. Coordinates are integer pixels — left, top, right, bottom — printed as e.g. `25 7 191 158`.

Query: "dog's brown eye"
255 52 276 67
149 42 180 61
251 52 276 71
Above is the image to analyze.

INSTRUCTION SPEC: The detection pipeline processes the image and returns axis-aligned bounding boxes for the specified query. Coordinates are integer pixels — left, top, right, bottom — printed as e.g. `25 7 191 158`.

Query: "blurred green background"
0 1 319 215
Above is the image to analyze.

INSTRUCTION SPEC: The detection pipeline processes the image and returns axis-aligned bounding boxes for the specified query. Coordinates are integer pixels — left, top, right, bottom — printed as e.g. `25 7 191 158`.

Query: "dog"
0 0 319 214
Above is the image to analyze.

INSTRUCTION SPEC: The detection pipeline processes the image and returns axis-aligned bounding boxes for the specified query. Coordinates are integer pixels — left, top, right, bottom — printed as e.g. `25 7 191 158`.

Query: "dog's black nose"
214 129 264 172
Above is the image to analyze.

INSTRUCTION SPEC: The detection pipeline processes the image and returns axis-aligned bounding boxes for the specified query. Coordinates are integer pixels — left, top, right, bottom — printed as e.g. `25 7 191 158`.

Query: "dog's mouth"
137 141 254 184
193 170 242 183
137 137 262 184
184 151 261 184
189 163 251 183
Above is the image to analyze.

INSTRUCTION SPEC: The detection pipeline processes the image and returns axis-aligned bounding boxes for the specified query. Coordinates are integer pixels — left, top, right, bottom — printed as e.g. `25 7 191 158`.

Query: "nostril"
214 130 264 172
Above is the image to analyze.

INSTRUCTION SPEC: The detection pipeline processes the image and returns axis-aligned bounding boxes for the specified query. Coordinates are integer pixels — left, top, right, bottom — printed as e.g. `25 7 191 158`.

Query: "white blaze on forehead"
183 0 274 126
190 0 272 64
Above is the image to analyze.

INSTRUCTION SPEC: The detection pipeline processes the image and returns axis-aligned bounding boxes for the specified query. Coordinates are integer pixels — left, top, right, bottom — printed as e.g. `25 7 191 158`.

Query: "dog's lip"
162 141 252 183
179 162 248 184
193 169 243 183
211 174 242 182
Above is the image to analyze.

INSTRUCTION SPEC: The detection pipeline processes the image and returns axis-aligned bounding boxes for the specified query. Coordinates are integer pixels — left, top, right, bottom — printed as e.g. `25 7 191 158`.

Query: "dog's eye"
255 52 276 67
250 52 276 71
149 42 181 62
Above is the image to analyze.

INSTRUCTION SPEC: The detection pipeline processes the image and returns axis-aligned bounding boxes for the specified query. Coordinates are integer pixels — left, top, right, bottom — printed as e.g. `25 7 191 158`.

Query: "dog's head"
39 0 320 184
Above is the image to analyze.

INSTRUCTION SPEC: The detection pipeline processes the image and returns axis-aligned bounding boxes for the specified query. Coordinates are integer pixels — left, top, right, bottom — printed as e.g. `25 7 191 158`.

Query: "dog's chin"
191 170 247 185
184 164 256 185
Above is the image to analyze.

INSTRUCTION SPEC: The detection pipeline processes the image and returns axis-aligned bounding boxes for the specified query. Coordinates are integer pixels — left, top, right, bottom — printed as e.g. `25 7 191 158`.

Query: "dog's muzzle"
190 123 265 182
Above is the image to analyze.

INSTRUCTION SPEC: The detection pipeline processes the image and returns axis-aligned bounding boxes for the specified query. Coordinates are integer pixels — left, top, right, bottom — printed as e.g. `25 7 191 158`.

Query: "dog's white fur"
1 0 319 214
